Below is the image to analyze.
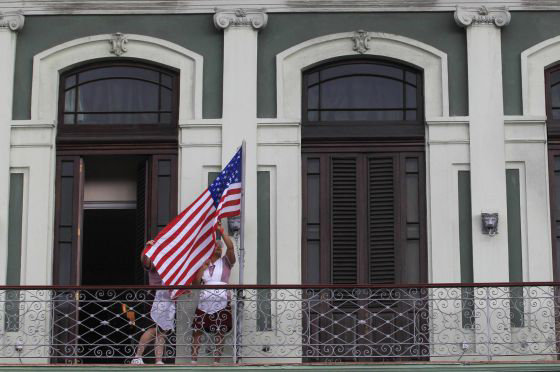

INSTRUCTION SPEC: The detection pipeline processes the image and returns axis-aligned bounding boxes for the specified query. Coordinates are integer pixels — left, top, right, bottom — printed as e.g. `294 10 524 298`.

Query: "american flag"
144 148 242 298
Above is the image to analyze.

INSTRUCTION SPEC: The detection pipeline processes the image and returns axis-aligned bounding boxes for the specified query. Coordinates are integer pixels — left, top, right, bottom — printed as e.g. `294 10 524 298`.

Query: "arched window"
303 58 423 125
58 60 179 143
546 65 560 136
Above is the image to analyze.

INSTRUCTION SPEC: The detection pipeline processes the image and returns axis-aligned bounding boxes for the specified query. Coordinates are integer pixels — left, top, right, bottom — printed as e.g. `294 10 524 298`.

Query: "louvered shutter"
368 156 397 284
330 157 358 284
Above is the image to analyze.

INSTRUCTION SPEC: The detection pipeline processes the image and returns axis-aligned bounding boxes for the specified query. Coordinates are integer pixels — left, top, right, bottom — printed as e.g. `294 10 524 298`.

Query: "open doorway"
81 156 145 286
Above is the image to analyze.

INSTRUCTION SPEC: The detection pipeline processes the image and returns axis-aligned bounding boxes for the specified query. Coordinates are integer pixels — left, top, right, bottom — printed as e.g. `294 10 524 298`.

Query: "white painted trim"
31 33 203 123
521 35 560 117
276 31 449 120
2 1 558 15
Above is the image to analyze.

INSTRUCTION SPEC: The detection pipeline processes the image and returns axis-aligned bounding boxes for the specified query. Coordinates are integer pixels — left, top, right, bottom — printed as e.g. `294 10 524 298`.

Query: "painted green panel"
458 171 474 329
506 169 524 328
6 173 23 286
257 171 271 285
502 12 560 115
257 171 271 331
258 12 468 117
13 15 223 119
6 173 24 332
458 171 473 283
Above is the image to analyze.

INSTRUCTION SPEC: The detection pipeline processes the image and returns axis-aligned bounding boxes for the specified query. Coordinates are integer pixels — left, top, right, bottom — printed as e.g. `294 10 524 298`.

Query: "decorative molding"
276 31 449 119
31 34 203 122
214 8 267 30
0 13 24 31
454 5 511 27
109 32 128 56
521 35 560 116
1 1 559 15
352 30 370 54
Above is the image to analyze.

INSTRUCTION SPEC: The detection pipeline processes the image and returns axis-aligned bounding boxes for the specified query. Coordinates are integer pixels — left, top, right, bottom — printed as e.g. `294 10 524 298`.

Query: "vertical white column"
455 7 511 282
0 14 24 285
215 9 267 284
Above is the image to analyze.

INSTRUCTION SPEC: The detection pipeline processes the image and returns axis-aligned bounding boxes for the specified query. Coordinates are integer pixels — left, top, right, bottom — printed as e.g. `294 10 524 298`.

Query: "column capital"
454 5 510 28
0 13 24 32
213 8 267 30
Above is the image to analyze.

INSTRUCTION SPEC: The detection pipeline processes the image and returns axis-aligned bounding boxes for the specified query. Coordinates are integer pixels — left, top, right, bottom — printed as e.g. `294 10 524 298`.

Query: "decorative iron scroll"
0 285 557 363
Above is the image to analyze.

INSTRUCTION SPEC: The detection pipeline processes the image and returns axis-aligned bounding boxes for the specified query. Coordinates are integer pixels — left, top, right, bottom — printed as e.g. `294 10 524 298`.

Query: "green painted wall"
13 15 223 119
502 12 560 115
258 12 468 118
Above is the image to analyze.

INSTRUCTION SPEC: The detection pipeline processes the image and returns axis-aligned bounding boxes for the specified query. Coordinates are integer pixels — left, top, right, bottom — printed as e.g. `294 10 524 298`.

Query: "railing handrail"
1 281 559 290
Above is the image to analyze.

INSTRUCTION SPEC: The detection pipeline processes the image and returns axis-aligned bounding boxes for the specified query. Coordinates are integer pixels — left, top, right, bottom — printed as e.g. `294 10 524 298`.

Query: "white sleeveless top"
198 258 230 314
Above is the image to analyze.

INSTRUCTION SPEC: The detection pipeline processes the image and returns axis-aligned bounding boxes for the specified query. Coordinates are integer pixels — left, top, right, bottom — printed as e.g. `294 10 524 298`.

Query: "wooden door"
302 147 427 361
52 156 84 362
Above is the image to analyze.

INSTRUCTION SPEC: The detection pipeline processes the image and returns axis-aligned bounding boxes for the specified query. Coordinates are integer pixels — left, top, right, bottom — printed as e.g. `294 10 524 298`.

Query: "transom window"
60 61 178 126
303 59 422 123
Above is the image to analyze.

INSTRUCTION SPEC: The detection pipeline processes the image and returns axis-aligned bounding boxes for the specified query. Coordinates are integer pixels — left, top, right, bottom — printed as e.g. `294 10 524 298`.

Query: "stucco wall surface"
12 15 223 120
258 12 468 118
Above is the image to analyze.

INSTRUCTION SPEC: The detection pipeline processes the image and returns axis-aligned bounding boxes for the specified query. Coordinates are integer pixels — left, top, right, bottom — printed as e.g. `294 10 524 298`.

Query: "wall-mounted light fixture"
481 213 499 236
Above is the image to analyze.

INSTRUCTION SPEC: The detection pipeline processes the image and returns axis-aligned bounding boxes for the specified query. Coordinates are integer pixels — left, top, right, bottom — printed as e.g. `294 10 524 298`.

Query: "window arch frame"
301 56 425 141
56 59 180 145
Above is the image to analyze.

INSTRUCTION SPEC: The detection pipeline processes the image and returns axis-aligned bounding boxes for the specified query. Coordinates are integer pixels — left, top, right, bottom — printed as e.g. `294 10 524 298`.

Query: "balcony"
1 283 560 368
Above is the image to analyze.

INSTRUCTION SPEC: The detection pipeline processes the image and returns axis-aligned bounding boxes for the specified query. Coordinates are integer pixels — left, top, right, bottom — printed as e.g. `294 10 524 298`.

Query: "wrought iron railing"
1 283 560 364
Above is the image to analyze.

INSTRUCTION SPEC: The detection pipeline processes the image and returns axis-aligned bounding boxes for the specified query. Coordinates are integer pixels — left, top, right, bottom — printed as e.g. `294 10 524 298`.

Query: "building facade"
2 0 560 365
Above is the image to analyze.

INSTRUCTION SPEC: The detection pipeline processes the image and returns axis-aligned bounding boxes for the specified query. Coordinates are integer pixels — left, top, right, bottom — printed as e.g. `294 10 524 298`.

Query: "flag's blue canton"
208 148 242 206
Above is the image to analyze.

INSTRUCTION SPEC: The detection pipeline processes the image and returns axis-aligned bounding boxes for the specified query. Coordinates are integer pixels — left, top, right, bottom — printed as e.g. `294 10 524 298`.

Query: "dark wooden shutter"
53 156 84 285
330 157 358 284
135 159 148 284
368 156 397 284
52 156 84 363
148 155 178 239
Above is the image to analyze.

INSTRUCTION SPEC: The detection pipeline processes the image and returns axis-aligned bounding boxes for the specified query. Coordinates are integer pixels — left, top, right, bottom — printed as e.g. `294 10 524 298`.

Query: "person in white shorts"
131 240 176 365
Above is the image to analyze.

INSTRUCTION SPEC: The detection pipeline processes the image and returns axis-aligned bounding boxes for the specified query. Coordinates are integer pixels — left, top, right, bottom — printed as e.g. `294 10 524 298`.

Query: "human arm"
217 220 236 265
193 259 211 285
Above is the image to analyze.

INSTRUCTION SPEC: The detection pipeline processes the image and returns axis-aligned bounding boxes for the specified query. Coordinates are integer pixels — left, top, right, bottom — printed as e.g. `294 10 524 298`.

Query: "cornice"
0 13 24 31
214 8 267 30
1 1 560 15
454 5 511 27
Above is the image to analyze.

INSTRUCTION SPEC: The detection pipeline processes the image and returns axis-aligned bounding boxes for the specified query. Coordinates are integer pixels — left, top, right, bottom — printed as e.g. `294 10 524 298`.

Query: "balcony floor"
2 362 560 371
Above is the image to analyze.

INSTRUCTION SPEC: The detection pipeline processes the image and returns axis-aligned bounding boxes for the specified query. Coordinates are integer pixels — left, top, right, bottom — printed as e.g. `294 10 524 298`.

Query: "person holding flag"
190 220 235 363
141 146 243 362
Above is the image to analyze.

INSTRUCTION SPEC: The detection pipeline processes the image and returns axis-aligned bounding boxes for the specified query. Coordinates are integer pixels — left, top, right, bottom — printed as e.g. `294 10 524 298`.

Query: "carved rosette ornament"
0 13 24 31
454 5 511 28
109 32 128 56
352 30 370 54
214 8 268 30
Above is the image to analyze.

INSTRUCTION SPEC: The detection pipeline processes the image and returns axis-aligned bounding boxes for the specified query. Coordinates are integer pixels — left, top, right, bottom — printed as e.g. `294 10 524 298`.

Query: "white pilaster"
455 6 511 282
215 8 267 284
0 13 24 285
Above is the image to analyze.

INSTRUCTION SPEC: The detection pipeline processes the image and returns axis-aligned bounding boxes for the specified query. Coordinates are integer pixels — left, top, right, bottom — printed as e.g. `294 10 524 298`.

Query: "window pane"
64 114 75 124
406 84 417 109
551 71 560 87
307 86 319 109
77 79 160 112
320 76 403 109
161 88 172 111
79 66 159 84
308 111 319 121
405 110 417 121
551 84 560 108
320 63 403 81
552 109 560 120
77 113 159 125
405 71 417 86
64 89 76 111
161 74 173 88
65 75 77 89
320 110 404 121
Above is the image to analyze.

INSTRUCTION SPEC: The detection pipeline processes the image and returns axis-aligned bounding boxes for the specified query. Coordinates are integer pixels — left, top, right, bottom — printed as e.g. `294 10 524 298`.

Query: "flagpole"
239 140 246 285
235 140 246 363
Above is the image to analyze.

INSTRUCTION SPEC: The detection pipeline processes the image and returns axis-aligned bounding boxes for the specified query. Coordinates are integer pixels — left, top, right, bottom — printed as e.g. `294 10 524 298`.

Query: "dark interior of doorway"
78 156 156 364
82 209 137 285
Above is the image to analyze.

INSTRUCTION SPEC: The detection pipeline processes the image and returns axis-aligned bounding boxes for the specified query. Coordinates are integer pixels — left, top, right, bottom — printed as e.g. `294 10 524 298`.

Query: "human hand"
216 221 225 235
